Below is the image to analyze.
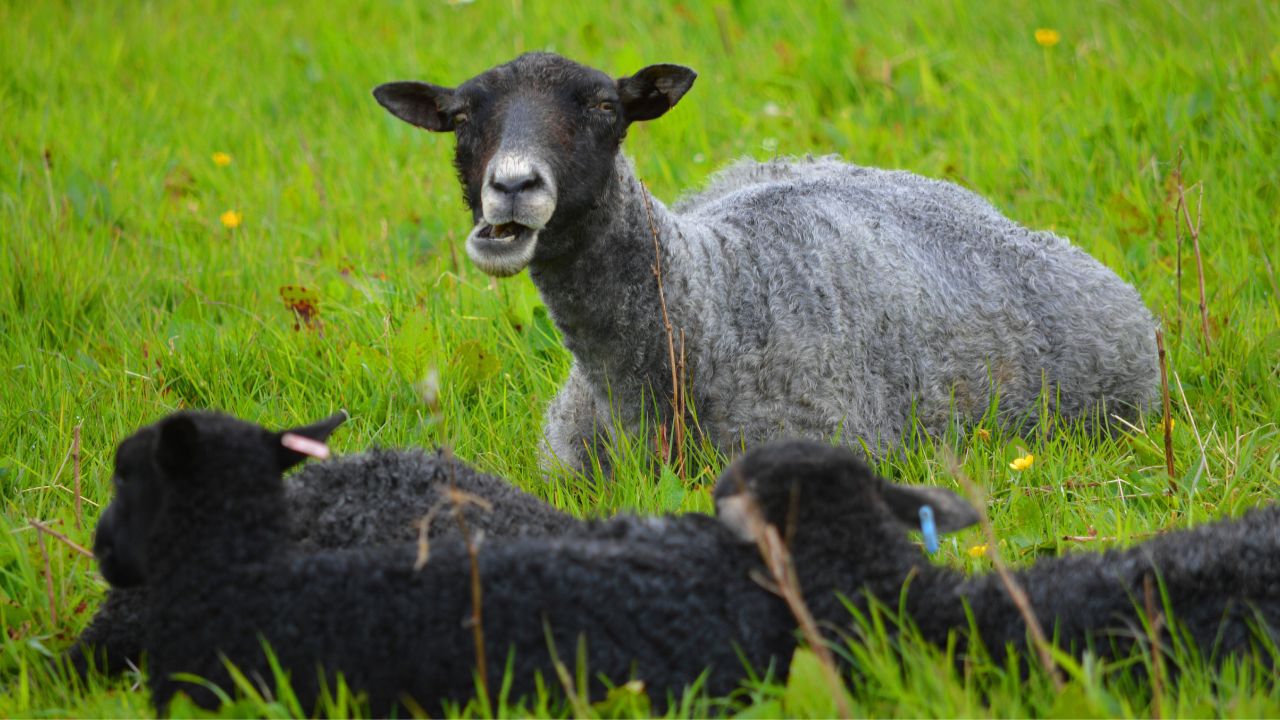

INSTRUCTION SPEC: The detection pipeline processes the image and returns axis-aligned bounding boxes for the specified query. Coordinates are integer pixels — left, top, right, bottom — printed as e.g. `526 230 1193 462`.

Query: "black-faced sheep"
717 440 1280 669
93 410 797 714
67 425 576 679
373 53 1160 474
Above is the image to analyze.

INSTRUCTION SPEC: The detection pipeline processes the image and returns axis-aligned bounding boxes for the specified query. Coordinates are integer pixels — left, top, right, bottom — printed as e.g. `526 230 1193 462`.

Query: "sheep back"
665 156 1157 453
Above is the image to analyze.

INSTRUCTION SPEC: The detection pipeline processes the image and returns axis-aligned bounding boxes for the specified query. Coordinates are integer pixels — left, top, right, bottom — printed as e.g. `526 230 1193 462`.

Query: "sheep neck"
792 521 973 641
528 154 683 425
145 483 290 582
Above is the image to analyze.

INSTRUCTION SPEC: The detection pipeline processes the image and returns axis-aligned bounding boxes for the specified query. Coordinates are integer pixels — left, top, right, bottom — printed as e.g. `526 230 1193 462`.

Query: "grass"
1 0 1277 716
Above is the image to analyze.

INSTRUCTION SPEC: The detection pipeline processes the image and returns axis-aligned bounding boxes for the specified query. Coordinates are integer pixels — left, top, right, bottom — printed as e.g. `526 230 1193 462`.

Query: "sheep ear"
616 64 697 123
373 81 457 132
881 482 979 533
275 410 348 471
155 415 200 478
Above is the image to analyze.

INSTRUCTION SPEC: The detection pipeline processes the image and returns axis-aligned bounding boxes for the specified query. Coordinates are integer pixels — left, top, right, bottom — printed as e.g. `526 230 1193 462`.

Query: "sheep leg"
540 363 612 477
62 587 146 679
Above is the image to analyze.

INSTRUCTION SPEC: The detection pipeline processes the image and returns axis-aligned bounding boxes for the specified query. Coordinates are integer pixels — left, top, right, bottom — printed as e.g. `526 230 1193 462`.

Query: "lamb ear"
616 64 697 123
373 81 457 132
881 482 980 533
155 415 200 478
275 410 349 471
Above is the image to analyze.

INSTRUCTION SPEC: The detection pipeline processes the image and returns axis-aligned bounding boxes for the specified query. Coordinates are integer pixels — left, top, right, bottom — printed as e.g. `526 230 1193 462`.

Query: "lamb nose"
490 171 541 195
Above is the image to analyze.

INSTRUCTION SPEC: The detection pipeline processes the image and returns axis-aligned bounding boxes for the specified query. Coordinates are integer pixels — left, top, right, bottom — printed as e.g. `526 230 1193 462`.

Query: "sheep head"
94 410 347 588
374 52 696 277
713 440 980 550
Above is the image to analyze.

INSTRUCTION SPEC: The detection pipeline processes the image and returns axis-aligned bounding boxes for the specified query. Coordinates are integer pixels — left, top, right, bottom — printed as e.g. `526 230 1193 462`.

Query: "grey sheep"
373 52 1160 474
67 426 576 678
719 440 1280 670
92 410 808 714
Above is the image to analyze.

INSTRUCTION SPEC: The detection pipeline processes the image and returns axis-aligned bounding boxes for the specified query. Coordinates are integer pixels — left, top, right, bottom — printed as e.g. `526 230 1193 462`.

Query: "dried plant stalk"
30 518 94 558
33 521 58 626
1143 573 1167 720
640 182 688 477
733 481 852 718
72 423 83 531
943 452 1064 690
1155 329 1176 489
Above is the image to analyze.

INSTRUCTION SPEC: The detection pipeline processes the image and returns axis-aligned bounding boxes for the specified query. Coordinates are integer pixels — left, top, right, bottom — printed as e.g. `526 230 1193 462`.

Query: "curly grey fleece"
540 154 1158 470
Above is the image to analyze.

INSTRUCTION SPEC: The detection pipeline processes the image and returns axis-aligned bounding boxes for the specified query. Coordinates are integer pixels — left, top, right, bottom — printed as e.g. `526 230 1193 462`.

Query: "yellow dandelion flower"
973 428 991 441
1035 28 1061 47
1009 453 1035 471
219 210 243 229
1159 417 1176 433
968 544 988 558
212 152 233 167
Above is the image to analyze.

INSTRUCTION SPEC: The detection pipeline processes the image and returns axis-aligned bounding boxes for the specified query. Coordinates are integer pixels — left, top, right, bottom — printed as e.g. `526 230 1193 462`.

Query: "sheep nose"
489 168 542 196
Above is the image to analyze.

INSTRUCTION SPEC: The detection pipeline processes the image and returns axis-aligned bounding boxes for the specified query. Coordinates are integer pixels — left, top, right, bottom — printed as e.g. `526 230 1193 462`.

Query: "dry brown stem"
410 449 494 708
732 476 852 718
1172 149 1184 329
942 452 1064 690
1155 329 1176 490
72 423 83 531
30 518 95 558
1172 152 1210 353
639 181 688 476
33 521 58 626
1143 573 1167 719
454 496 488 708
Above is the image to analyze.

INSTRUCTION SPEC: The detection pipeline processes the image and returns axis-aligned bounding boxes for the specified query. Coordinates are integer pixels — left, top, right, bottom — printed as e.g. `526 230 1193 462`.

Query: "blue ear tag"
919 505 939 554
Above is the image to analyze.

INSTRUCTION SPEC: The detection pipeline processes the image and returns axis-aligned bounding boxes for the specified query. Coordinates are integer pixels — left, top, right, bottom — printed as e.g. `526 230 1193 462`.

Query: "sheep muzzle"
466 222 540 277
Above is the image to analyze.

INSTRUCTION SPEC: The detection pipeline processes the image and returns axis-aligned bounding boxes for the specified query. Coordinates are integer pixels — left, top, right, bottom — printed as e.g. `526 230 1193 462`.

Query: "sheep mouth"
465 222 539 277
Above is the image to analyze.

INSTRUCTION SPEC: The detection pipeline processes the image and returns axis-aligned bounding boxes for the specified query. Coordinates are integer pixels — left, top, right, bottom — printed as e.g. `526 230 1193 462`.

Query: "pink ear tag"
281 433 331 460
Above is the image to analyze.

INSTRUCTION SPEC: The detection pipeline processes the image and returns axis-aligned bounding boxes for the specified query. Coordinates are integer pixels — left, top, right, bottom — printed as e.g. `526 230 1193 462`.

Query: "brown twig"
942 452 1064 690
731 478 852 718
454 496 488 709
1175 176 1210 353
639 181 688 477
32 521 58 626
411 448 495 709
1143 574 1167 719
1155 329 1176 490
30 518 95 558
72 423 83 531
1172 149 1184 330
1062 529 1158 543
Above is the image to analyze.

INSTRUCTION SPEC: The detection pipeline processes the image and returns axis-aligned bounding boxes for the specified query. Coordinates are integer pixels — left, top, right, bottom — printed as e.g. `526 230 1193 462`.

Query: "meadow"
1 0 1278 716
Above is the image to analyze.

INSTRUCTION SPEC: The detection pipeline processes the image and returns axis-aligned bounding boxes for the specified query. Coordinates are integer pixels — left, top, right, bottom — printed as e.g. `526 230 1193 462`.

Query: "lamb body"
375 54 1159 473
68 441 575 678
94 411 800 714
722 441 1280 669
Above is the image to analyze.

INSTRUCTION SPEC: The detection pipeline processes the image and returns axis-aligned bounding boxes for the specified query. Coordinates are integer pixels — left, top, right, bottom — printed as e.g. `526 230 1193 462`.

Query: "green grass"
2 0 1278 716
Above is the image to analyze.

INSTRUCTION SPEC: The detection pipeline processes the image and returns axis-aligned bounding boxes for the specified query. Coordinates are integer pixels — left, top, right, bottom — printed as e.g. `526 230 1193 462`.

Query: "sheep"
92 410 802 714
373 53 1160 475
716 440 1280 671
67 429 576 679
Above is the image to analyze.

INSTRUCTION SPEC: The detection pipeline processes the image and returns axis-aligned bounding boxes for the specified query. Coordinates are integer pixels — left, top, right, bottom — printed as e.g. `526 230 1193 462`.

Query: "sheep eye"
593 101 616 114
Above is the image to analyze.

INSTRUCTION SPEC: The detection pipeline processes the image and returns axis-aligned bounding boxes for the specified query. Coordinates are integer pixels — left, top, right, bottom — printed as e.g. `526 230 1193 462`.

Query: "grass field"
2 0 1278 716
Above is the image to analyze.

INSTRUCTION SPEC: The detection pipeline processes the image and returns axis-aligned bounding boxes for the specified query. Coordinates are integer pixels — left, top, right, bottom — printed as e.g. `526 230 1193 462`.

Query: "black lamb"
93 410 799 714
67 416 576 679
718 440 1280 671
